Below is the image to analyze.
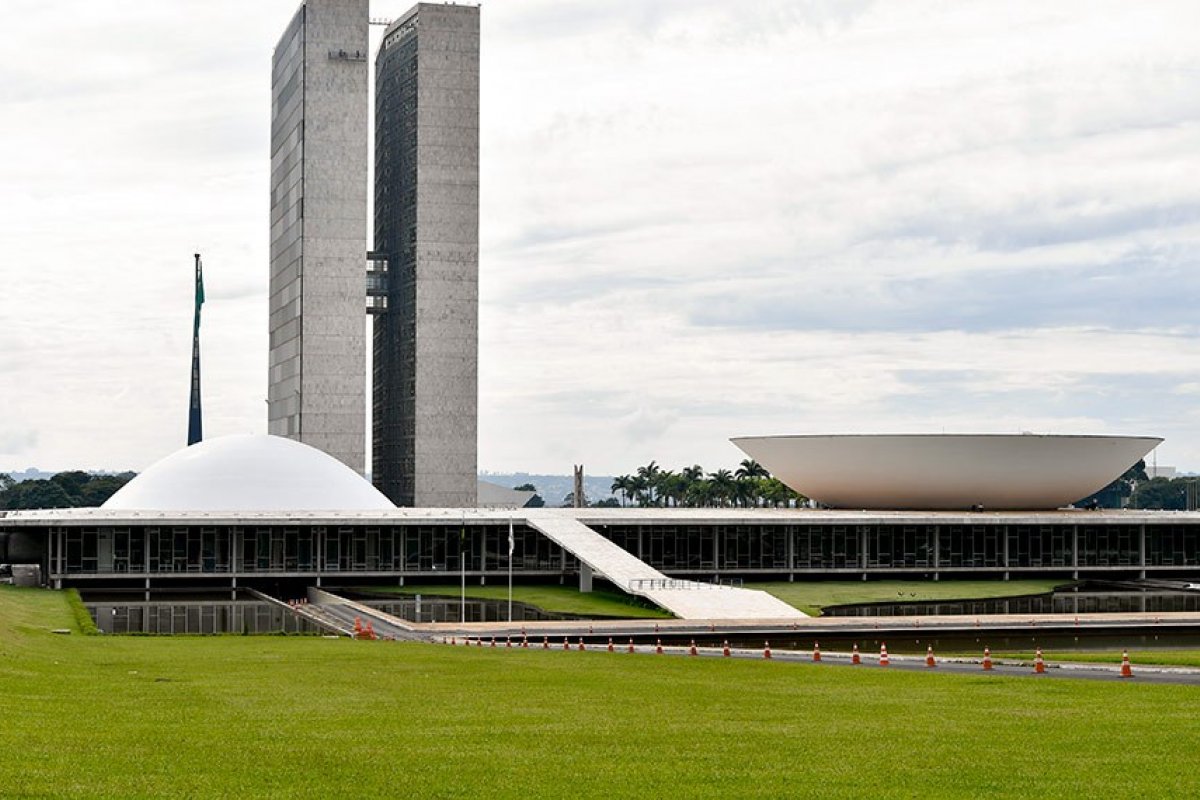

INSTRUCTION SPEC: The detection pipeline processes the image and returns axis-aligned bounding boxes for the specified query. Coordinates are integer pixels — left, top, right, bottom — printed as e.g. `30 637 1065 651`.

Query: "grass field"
361 583 671 618
751 578 1067 616
2 585 1199 798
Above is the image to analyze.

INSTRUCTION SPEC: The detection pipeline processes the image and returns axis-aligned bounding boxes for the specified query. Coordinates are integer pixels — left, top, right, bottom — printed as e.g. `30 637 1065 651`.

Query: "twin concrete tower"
268 0 479 507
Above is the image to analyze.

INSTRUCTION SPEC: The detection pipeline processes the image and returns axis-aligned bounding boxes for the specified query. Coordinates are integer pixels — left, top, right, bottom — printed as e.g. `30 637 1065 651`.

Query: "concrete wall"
268 0 369 475
413 3 479 507
374 4 479 507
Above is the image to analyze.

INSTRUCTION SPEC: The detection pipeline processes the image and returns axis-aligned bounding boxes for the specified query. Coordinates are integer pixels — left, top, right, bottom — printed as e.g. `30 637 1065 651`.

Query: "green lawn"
751 579 1067 616
361 583 672 619
2 585 1200 798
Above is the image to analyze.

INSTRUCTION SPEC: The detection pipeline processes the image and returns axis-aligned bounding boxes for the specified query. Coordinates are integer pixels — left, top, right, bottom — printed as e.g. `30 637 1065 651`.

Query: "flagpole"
460 511 466 624
508 514 514 623
187 253 205 446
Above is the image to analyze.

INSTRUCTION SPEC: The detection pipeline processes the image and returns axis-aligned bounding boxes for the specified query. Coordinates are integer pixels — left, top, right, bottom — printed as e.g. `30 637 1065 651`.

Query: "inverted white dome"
103 435 396 512
732 434 1161 511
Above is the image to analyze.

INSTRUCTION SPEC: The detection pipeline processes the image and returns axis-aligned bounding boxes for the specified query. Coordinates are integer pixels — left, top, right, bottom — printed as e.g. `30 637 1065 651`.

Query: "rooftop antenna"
187 253 205 446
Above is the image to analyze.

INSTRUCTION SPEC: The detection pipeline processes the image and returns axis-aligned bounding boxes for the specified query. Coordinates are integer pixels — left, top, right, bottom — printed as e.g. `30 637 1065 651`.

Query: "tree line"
608 459 805 508
0 471 133 510
1076 460 1199 510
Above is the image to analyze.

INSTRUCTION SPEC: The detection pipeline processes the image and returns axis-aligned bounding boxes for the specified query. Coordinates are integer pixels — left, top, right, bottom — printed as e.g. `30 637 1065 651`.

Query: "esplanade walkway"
524 511 805 620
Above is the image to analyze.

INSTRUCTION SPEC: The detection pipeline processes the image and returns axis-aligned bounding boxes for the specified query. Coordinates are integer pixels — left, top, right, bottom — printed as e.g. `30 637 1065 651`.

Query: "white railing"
628 578 740 592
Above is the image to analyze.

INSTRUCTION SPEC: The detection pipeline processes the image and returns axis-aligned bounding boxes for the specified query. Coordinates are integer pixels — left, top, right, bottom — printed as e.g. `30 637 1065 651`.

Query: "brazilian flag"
188 254 204 446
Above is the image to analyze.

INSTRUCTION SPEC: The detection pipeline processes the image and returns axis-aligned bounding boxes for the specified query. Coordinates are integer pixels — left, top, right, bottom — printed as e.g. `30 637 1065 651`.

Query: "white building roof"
102 435 396 512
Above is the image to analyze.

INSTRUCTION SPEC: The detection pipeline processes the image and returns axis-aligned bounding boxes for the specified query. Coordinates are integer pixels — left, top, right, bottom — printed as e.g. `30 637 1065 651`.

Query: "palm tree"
681 464 704 483
685 478 714 508
733 477 757 508
708 469 735 507
610 475 634 507
655 471 686 507
629 474 650 507
636 461 661 506
735 459 768 480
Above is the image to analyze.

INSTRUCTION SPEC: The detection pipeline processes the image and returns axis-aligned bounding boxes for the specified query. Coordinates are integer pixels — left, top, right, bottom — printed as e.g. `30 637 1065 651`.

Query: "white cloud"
0 0 1198 477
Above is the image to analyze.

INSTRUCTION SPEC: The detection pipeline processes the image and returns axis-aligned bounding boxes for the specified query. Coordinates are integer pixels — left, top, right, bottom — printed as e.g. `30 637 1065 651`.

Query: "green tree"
50 470 93 499
610 475 635 507
1131 477 1190 510
76 475 131 507
636 461 661 506
735 459 768 480
1 479 74 510
708 469 735 507
1075 460 1149 509
512 483 537 492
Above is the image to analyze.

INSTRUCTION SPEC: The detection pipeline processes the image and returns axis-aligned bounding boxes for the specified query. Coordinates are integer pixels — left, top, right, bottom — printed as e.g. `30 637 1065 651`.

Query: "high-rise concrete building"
373 4 480 507
268 0 369 475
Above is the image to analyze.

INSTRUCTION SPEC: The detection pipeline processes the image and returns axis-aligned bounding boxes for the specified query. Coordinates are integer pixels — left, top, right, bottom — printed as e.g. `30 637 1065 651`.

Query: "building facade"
373 4 480 507
10 509 1200 592
268 0 369 475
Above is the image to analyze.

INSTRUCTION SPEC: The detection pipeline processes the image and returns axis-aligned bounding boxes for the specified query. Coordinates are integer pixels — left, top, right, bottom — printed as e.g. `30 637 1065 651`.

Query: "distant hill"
479 473 617 506
2 468 56 484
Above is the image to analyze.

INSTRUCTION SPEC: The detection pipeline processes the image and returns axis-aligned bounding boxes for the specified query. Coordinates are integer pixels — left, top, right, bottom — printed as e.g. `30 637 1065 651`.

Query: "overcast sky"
1 0 1198 476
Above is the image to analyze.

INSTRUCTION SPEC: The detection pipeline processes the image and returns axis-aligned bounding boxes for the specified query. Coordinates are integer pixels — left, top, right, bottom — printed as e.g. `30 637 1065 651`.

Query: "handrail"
627 578 741 592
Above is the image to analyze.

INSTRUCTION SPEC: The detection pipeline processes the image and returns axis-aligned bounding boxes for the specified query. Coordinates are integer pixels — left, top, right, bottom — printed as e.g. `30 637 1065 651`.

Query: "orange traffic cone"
982 647 993 671
722 640 731 657
1034 647 1045 674
813 642 821 662
656 639 664 655
365 622 377 640
543 636 549 649
689 640 698 656
476 637 483 648
521 636 528 649
628 638 635 654
505 637 512 648
563 637 570 651
763 641 772 660
879 643 890 667
353 616 363 637
1120 649 1134 678
450 637 456 646
578 638 586 652
851 644 861 665
926 644 936 668
490 637 496 648
607 638 614 653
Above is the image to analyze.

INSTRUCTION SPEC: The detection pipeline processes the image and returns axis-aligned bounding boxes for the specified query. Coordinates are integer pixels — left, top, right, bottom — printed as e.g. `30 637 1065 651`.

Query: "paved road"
437 637 1200 685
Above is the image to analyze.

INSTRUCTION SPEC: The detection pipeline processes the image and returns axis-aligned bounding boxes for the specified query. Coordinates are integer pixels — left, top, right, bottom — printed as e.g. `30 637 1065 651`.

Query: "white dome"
103 435 396 512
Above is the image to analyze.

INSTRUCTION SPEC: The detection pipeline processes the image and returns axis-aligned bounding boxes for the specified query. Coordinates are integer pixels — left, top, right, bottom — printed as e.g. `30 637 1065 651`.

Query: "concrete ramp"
525 513 805 620
307 587 426 640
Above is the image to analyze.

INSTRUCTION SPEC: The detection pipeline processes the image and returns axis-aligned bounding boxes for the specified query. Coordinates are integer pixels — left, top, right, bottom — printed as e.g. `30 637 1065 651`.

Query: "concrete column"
1072 525 1079 581
1002 525 1009 578
579 562 593 593
1139 523 1147 580
713 527 720 576
933 530 940 581
787 525 794 582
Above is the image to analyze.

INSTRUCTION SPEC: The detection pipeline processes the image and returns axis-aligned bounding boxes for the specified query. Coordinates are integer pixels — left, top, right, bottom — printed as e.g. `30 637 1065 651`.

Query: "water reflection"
360 596 580 623
86 600 319 635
